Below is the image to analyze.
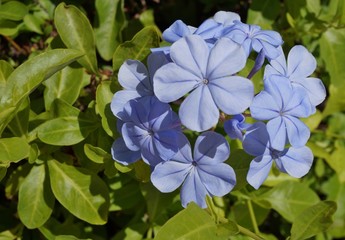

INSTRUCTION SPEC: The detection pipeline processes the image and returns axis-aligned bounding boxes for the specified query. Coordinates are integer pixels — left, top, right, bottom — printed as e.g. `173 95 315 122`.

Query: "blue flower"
111 52 169 119
151 131 236 208
250 75 313 151
111 137 141 165
264 45 326 106
243 122 313 189
219 21 283 59
224 114 251 141
154 35 254 132
113 97 184 166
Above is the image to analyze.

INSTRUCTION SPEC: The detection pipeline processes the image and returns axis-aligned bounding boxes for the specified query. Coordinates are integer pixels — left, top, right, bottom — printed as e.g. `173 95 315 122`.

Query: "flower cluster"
110 11 326 208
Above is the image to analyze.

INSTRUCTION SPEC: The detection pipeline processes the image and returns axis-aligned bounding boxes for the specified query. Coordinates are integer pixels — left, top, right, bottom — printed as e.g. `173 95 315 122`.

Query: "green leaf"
325 147 345 183
0 1 28 21
155 202 223 240
50 98 80 118
37 115 98 146
322 84 345 116
0 60 13 83
290 201 337 240
112 26 160 71
0 19 21 36
0 166 7 182
320 28 345 88
84 143 110 164
95 80 118 137
43 66 87 111
54 3 98 74
18 164 54 229
0 49 83 136
23 14 43 34
0 137 30 164
5 163 31 199
247 0 280 29
47 159 109 225
94 0 126 61
112 223 149 240
7 97 30 137
256 181 320 222
227 150 252 191
321 176 345 238
140 182 175 223
285 0 307 19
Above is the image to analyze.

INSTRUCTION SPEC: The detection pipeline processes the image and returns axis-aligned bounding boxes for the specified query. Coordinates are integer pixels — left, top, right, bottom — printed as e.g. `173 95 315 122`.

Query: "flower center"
192 161 197 166
202 79 209 85
270 149 282 160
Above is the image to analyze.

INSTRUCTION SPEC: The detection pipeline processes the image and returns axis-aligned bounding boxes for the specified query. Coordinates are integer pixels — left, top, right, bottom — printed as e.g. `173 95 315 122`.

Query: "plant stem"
247 200 260 234
237 224 264 240
4 35 23 53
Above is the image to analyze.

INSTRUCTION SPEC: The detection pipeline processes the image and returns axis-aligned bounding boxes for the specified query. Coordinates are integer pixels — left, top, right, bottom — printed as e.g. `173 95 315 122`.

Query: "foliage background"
0 0 344 239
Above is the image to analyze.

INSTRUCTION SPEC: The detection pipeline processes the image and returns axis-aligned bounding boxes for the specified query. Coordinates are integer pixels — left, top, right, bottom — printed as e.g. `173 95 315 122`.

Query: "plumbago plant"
0 0 344 239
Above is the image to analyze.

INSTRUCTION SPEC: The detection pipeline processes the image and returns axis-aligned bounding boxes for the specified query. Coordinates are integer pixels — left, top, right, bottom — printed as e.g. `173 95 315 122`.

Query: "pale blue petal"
207 38 247 78
162 20 192 43
284 86 314 117
179 85 219 132
153 63 200 103
264 75 293 110
247 155 273 189
197 163 236 196
141 137 164 166
243 122 269 156
118 60 150 94
253 30 283 45
224 115 246 140
267 46 286 74
180 168 209 208
111 138 141 165
264 65 281 80
170 35 209 78
194 132 230 164
250 91 280 120
287 45 316 79
170 136 193 164
147 52 170 91
150 103 180 132
194 19 220 39
284 116 310 148
292 77 326 106
151 160 192 192
279 146 313 178
121 122 148 151
153 130 181 161
110 90 141 119
259 40 282 59
267 117 287 151
213 11 241 25
209 76 254 115
123 98 150 129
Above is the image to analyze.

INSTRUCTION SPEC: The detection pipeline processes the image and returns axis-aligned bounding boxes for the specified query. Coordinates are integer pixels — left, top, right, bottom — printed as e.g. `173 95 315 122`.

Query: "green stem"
247 200 260 235
237 225 264 240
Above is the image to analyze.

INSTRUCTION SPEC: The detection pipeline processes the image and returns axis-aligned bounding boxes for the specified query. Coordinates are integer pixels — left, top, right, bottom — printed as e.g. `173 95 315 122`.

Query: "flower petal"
284 116 310 148
213 11 241 25
284 86 314 117
153 62 200 103
279 146 313 178
180 168 209 208
264 75 293 110
207 38 247 78
153 130 182 161
243 122 270 156
209 76 254 115
170 35 209 78
121 122 148 151
287 45 316 79
247 155 273 189
267 117 287 151
197 163 236 196
292 77 326 106
162 20 192 43
151 160 192 192
179 85 219 132
194 132 230 164
111 138 141 165
140 137 164 166
250 91 280 120
265 46 287 77
110 90 141 119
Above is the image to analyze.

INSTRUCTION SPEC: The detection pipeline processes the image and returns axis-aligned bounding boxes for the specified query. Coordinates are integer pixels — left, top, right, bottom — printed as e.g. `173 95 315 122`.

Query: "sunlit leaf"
47 159 109 225
18 164 55 229
290 201 337 240
0 1 28 21
0 137 30 164
54 3 98 74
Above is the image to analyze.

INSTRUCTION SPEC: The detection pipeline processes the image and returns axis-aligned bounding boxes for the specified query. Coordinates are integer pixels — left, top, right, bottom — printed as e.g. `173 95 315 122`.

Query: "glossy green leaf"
84 143 110 164
95 80 118 137
112 26 160 71
54 3 98 74
0 60 13 83
50 98 80 118
28 143 40 164
325 147 345 182
23 14 43 34
227 149 252 191
18 164 54 229
320 28 345 88
113 223 149 240
285 0 307 19
256 181 320 222
0 19 20 36
247 0 280 29
155 202 224 240
43 66 86 110
0 137 30 164
290 201 337 240
47 159 109 225
95 0 126 61
322 84 345 116
37 115 98 146
0 49 83 136
7 97 30 137
321 176 345 238
0 1 28 21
